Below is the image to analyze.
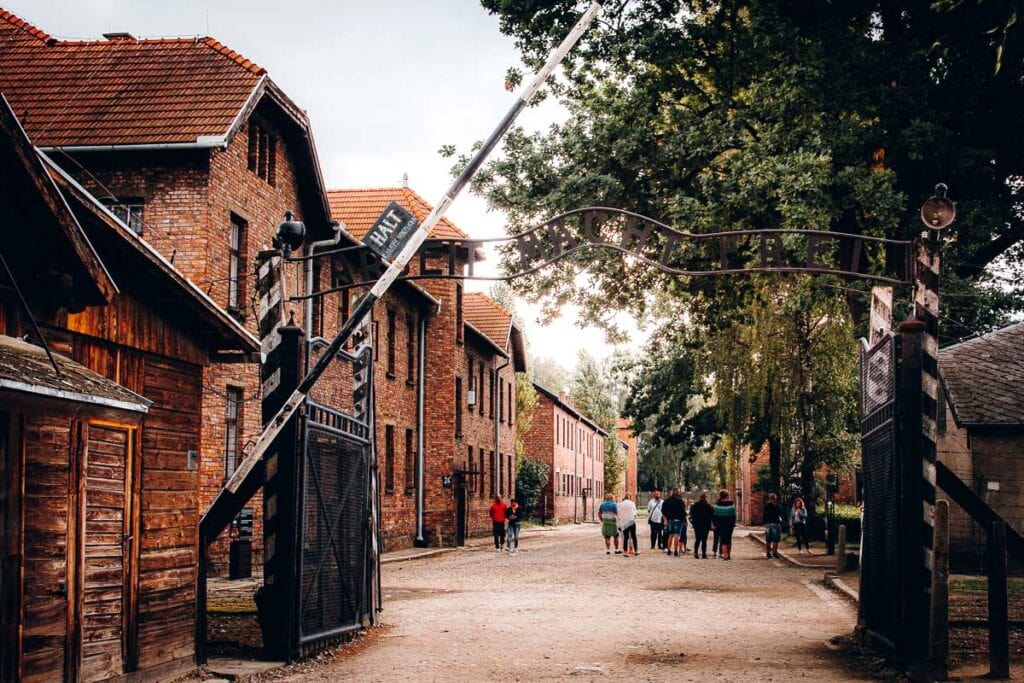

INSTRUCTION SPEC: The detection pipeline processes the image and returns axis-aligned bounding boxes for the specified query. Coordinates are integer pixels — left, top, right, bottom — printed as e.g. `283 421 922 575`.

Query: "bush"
515 457 550 518
829 503 861 543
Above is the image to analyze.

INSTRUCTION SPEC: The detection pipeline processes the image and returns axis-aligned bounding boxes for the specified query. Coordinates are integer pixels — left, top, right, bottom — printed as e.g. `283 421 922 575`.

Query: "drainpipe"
573 416 581 524
415 302 439 547
304 221 343 351
493 355 511 499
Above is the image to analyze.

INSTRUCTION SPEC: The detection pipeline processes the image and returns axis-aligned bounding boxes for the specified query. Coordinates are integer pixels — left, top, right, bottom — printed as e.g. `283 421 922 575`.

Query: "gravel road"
282 524 864 682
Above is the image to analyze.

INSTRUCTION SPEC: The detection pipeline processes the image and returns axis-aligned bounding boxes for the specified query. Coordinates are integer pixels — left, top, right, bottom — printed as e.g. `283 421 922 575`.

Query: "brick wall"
67 113 312 572
524 392 605 524
458 333 517 537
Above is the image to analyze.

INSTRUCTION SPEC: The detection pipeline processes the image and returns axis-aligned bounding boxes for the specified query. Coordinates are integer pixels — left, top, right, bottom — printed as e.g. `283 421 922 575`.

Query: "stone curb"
747 532 826 570
823 572 860 606
380 527 559 565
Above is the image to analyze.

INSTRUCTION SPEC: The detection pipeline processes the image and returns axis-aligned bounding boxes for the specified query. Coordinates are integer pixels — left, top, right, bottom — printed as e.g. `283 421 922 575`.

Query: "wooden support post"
988 520 1010 679
257 322 305 661
836 525 847 575
898 319 929 668
929 500 949 680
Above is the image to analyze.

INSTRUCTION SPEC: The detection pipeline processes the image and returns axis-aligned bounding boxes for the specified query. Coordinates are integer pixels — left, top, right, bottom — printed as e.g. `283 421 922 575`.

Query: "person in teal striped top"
713 489 737 561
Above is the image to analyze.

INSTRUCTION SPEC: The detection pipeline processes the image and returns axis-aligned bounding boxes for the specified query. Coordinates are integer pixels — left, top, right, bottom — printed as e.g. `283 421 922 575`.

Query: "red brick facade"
524 385 607 524
617 418 638 501
62 112 323 571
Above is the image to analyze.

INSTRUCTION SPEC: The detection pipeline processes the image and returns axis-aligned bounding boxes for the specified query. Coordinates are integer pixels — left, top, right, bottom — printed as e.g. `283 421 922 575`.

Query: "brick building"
736 441 857 526
617 418 638 501
0 94 256 681
938 322 1024 569
524 384 607 524
0 8 336 572
328 188 526 548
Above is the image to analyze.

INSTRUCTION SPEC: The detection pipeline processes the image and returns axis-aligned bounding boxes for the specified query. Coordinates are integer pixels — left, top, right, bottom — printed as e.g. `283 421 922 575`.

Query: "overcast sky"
5 0 647 372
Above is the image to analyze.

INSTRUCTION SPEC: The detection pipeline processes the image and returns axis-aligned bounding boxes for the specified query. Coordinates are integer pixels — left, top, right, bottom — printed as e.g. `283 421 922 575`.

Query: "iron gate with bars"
859 331 902 652
298 401 374 649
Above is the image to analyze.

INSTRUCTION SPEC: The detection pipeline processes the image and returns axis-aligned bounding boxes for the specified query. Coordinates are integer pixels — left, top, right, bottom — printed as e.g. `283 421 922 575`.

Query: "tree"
471 0 1024 337
569 350 626 493
530 355 571 393
515 456 550 518
513 371 538 465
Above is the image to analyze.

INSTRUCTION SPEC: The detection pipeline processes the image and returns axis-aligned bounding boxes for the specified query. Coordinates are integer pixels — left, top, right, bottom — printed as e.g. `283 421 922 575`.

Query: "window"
468 357 474 393
405 428 415 492
228 214 247 318
102 198 144 234
555 470 561 495
489 450 496 497
455 377 463 437
338 288 351 348
497 451 503 497
507 454 513 496
224 386 242 479
467 446 475 493
384 425 395 494
937 385 947 435
312 261 325 338
478 448 485 498
489 370 496 419
478 364 485 415
386 307 397 378
455 284 464 343
499 376 505 423
248 122 278 186
372 320 380 361
508 382 513 426
406 314 416 386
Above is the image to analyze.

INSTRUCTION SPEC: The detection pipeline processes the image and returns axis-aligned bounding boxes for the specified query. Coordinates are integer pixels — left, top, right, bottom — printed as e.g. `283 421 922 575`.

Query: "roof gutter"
38 139 228 153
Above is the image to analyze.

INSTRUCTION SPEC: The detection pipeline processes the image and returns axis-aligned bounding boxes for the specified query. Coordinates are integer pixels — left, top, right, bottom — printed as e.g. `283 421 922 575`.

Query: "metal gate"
297 402 373 648
859 332 901 651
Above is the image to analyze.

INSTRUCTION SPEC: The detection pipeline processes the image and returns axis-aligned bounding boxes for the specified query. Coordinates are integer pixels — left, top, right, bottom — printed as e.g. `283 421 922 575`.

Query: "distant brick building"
328 189 526 548
524 384 607 524
617 418 638 501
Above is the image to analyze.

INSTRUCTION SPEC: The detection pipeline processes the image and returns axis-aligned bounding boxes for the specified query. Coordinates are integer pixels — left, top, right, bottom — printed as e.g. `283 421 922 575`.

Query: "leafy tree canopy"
473 0 1024 336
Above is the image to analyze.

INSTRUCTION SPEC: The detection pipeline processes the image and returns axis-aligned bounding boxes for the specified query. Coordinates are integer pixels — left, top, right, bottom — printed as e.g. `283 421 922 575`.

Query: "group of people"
488 495 523 553
596 488 739 561
646 489 738 560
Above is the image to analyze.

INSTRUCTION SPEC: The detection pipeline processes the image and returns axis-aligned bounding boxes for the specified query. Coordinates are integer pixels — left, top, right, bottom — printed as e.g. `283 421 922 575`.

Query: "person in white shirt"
647 490 666 550
617 494 639 557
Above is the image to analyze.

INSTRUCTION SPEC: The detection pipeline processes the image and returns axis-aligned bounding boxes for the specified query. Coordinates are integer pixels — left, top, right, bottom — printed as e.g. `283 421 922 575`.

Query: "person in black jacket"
762 493 783 559
661 489 686 557
689 492 714 559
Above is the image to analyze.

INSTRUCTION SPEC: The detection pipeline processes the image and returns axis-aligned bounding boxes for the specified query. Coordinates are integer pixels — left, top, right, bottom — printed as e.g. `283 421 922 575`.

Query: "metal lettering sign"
302 208 915 303
362 201 420 261
442 475 453 489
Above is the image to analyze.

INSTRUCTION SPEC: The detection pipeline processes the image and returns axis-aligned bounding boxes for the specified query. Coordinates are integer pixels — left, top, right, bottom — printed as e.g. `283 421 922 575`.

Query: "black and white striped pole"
203 0 608 517
900 184 955 670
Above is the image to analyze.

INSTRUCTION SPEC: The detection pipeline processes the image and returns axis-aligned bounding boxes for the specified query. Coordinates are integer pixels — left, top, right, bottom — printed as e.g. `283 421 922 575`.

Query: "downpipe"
415 302 439 546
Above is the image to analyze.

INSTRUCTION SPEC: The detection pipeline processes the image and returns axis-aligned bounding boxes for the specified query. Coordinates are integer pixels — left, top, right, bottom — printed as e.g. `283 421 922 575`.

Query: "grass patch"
950 575 1024 595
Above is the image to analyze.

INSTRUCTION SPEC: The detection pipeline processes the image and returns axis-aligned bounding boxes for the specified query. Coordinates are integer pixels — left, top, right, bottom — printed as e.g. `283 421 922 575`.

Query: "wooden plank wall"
80 424 130 682
135 356 201 670
21 414 73 682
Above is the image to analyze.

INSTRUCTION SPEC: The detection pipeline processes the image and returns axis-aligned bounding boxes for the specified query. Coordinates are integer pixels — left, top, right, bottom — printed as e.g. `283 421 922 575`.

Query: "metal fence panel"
860 333 902 651
298 405 372 647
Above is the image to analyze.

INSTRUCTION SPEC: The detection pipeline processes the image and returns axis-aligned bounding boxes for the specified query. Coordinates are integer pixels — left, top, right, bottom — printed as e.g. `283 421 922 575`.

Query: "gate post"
898 319 929 670
256 320 305 661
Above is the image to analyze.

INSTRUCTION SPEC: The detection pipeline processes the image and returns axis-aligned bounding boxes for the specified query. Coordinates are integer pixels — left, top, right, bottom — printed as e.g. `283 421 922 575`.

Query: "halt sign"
363 201 419 260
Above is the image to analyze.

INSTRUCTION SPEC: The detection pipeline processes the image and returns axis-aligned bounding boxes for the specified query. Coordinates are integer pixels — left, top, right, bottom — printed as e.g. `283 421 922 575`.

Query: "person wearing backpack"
713 489 737 561
689 491 714 559
647 490 666 550
661 489 686 557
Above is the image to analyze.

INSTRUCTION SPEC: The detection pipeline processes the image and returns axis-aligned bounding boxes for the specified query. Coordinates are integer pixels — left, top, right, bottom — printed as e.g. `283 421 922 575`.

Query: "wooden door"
79 423 136 682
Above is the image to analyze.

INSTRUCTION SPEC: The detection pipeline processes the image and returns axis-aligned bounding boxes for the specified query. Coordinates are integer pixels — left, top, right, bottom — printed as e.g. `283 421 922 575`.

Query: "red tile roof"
464 292 513 350
0 7 265 147
327 187 468 241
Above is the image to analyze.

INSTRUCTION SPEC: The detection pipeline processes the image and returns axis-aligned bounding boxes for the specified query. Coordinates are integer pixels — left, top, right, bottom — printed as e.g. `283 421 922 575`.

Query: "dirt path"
283 525 864 682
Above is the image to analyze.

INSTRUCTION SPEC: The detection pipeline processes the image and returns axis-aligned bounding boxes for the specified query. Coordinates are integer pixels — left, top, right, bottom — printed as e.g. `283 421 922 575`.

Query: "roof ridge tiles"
0 7 54 43
201 37 266 76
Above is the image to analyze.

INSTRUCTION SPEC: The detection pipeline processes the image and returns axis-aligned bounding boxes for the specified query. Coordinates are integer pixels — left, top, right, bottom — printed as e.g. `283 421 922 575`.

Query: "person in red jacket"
489 495 508 552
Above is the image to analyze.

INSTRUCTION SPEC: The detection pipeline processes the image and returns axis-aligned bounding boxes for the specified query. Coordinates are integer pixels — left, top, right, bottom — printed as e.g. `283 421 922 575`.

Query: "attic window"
248 122 278 186
102 198 144 234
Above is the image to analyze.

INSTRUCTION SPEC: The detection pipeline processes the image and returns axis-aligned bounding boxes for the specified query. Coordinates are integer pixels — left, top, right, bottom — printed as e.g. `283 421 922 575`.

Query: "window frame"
384 424 395 495
228 214 247 320
223 386 243 480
